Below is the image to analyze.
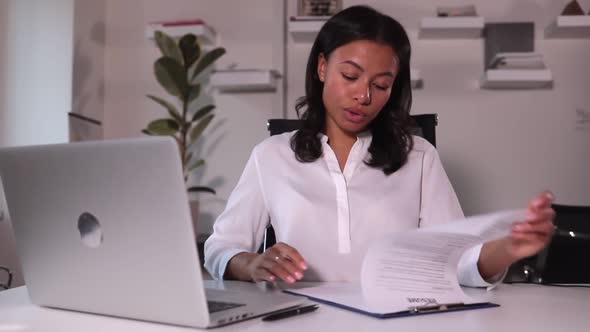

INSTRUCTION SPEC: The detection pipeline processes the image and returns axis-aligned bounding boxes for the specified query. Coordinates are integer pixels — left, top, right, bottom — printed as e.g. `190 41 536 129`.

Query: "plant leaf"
191 47 226 81
188 159 205 172
187 84 201 105
142 129 155 135
154 31 184 66
179 34 200 69
189 114 214 145
146 94 182 124
154 56 188 99
184 152 193 166
147 118 179 136
192 105 215 122
187 186 216 195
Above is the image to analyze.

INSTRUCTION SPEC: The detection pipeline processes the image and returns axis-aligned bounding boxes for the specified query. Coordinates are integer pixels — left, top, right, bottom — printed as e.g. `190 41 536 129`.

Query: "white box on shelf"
419 16 484 39
545 15 590 39
289 17 328 42
410 68 422 89
211 69 280 92
146 23 216 44
480 69 553 89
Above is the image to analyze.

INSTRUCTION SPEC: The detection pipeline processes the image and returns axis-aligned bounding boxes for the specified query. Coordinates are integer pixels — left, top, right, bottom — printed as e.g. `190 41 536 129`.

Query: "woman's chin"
339 121 368 135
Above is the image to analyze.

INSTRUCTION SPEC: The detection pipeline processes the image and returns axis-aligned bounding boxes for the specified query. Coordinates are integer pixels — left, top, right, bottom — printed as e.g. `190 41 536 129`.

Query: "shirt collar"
317 130 373 145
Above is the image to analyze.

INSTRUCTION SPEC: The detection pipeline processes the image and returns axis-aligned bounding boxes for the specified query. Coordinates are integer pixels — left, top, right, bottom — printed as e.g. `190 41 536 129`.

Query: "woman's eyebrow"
338 60 394 78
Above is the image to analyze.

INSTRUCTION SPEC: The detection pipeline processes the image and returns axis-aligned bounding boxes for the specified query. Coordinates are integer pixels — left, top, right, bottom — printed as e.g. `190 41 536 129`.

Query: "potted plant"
143 30 225 232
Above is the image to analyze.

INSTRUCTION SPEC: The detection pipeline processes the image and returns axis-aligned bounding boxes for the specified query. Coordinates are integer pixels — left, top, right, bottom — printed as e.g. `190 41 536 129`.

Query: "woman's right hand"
246 242 307 283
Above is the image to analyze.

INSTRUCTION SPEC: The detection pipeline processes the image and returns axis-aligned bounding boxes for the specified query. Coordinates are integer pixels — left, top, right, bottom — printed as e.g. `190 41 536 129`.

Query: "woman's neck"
324 122 358 171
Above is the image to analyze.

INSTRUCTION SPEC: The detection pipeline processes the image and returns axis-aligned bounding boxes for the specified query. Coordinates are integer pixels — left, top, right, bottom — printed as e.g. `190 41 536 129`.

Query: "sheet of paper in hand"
285 209 526 318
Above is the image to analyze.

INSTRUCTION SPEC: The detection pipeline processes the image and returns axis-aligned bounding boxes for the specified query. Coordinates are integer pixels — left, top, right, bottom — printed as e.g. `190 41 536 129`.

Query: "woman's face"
317 40 398 135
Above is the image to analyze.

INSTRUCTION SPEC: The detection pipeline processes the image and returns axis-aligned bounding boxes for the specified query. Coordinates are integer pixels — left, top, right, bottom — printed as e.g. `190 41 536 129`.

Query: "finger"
512 221 554 236
276 256 305 280
262 249 304 280
261 257 297 284
510 231 551 244
252 268 277 283
524 208 556 225
273 242 308 270
528 191 554 211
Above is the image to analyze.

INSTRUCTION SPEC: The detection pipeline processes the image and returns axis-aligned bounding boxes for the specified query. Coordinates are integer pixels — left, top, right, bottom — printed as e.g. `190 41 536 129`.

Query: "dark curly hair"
291 5 414 175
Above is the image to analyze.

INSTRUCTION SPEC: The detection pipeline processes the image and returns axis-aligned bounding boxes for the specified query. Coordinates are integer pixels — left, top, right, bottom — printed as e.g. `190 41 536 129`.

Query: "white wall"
285 0 590 215
0 0 75 288
0 1 7 139
0 0 74 147
72 0 106 124
102 0 286 232
0 1 587 286
84 0 590 234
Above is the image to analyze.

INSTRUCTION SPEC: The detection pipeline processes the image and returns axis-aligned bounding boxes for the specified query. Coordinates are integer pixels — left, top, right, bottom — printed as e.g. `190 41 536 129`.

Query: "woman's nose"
354 84 371 105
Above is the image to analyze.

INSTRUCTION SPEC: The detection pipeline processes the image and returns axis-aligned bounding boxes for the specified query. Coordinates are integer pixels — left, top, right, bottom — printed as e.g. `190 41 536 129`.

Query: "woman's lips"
343 108 366 123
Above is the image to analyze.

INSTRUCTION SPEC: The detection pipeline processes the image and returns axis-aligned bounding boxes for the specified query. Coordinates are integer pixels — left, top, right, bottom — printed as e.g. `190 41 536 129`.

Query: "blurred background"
1 0 589 288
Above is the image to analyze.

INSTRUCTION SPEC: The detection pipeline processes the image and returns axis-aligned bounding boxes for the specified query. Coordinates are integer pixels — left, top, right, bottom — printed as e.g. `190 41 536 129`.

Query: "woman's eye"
373 84 389 91
342 74 357 81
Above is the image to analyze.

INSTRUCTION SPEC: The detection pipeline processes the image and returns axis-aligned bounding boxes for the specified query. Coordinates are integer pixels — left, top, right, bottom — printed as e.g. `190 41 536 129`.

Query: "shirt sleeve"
418 140 502 288
418 141 464 227
203 146 270 280
457 244 507 289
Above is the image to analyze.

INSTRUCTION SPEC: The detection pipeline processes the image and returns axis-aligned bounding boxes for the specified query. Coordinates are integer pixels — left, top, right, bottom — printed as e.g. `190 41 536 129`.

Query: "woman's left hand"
506 191 556 260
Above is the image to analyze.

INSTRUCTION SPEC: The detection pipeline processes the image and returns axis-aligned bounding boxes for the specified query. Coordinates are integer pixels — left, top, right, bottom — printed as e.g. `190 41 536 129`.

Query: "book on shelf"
148 19 206 27
290 15 331 21
436 5 477 17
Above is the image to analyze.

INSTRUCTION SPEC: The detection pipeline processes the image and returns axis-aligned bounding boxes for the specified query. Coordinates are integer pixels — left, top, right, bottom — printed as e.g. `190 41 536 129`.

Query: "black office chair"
0 266 13 291
505 203 590 284
259 114 439 252
267 114 437 147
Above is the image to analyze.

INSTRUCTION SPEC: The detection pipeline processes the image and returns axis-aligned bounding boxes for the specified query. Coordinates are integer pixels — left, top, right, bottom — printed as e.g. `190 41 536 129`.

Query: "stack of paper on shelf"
487 52 547 70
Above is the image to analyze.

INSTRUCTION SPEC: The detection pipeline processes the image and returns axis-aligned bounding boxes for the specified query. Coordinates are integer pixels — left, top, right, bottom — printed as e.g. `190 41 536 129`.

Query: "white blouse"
204 132 495 287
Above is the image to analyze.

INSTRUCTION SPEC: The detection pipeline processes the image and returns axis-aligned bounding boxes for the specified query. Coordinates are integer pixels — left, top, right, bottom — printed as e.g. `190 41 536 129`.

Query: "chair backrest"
534 204 590 283
0 266 12 291
267 113 438 147
259 114 438 252
505 203 590 284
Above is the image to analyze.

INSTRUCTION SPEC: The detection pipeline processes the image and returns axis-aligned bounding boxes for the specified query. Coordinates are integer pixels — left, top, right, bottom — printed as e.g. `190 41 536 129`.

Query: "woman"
204 5 554 286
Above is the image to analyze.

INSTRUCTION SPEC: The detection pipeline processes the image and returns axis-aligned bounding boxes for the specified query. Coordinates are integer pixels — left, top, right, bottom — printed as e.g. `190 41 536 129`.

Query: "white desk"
1 282 588 331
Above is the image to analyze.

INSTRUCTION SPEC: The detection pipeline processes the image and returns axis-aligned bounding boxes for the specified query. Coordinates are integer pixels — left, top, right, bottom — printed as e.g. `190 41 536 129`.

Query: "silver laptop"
0 137 304 328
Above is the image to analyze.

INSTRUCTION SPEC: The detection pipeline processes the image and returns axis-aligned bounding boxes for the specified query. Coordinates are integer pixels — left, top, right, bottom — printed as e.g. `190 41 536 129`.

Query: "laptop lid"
0 137 211 327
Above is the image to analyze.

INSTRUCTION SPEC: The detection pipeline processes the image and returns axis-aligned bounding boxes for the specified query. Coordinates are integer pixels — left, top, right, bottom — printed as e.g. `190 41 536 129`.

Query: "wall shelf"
544 16 590 39
288 17 328 42
210 69 280 92
419 17 484 39
480 69 553 89
146 23 216 44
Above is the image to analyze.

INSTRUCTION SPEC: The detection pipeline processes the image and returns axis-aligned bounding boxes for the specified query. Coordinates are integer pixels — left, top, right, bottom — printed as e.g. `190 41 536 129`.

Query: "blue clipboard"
283 290 500 319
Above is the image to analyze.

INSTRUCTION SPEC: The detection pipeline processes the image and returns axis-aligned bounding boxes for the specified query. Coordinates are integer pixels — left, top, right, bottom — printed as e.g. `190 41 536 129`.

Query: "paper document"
287 209 526 316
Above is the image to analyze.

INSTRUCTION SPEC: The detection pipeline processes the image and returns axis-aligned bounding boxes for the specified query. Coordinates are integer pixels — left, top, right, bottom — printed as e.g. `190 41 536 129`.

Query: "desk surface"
1 281 589 331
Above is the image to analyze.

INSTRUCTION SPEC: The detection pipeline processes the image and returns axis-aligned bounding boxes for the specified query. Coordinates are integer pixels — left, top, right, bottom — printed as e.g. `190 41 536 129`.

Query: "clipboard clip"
408 302 465 314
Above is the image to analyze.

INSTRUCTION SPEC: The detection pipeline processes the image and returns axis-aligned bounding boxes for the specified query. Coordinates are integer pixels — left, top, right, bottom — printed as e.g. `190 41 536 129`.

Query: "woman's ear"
317 53 327 82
